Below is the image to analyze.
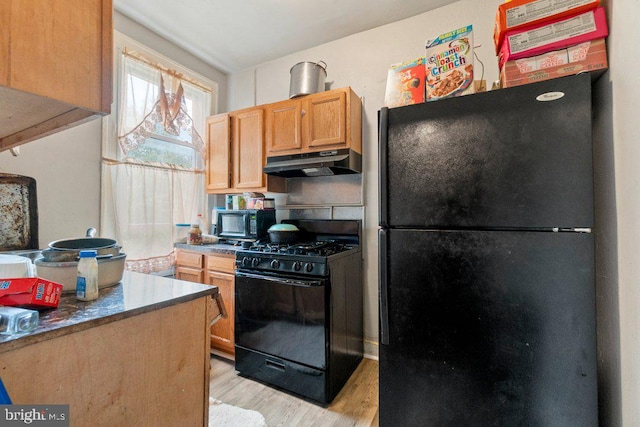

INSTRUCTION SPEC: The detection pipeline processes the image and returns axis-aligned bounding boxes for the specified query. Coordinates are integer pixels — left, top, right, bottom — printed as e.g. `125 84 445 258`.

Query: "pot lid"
268 224 299 232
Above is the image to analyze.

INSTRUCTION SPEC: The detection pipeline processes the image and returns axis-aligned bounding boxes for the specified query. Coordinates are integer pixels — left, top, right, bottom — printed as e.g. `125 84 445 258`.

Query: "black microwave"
216 209 276 240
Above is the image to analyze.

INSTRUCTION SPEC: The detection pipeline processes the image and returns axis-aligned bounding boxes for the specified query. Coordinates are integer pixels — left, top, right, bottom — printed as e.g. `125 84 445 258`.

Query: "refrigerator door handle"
378 108 389 228
379 229 390 345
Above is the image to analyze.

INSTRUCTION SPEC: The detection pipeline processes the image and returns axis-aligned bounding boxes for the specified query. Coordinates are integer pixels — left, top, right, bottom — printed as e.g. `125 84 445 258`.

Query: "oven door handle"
236 270 324 287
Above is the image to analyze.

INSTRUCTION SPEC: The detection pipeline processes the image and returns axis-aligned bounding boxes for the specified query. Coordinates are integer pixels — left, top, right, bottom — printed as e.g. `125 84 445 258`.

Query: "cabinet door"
6 0 112 113
207 270 235 356
306 89 347 149
265 98 303 155
233 108 265 190
206 114 231 193
176 266 204 283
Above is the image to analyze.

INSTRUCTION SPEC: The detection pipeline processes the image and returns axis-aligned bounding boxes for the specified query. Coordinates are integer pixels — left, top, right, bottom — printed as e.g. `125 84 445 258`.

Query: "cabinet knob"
301 109 306 117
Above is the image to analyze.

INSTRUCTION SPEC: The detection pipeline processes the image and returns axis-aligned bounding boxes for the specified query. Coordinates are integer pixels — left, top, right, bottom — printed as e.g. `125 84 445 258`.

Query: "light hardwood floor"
209 355 379 427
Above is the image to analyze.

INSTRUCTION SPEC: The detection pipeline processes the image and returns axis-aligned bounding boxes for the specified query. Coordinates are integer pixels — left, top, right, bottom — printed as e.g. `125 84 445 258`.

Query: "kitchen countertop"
0 270 216 353
174 242 242 255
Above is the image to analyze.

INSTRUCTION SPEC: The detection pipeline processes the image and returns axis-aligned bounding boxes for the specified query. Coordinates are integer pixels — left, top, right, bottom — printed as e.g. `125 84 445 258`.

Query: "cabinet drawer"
206 253 235 274
176 250 204 269
175 266 204 284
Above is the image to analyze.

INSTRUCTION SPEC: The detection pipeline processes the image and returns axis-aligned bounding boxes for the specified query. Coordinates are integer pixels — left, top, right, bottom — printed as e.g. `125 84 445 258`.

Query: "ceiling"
114 0 460 74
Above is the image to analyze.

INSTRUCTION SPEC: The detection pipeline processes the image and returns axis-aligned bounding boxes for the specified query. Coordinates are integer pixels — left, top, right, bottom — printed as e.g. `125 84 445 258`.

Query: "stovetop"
246 240 356 257
235 219 361 277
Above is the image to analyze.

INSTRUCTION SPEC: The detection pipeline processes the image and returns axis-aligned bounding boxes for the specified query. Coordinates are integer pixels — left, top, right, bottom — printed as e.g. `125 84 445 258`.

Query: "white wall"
0 11 228 248
596 0 640 425
228 0 504 360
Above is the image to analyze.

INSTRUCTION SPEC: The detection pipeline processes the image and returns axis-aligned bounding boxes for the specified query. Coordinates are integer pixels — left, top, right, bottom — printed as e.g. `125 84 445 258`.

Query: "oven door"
235 269 328 369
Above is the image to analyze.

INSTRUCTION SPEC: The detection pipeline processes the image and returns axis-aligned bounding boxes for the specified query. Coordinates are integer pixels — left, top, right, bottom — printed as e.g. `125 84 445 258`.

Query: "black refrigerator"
378 73 597 426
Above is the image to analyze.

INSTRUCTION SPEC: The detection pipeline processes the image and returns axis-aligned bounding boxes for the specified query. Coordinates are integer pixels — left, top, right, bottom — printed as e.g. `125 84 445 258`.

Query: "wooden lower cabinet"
175 248 236 358
0 297 211 426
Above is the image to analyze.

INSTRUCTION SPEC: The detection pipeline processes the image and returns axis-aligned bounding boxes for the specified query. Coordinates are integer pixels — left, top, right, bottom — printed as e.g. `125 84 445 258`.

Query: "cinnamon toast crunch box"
425 25 475 101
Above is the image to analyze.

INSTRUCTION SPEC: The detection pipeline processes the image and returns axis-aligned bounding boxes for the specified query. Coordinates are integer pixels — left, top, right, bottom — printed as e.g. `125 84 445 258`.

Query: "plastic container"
76 250 99 301
187 224 203 245
175 223 190 243
0 306 39 335
0 254 36 278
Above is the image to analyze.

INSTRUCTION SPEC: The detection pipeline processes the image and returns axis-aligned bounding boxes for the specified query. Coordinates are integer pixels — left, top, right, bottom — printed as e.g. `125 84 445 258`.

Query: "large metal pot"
267 224 300 244
45 228 119 261
289 61 327 98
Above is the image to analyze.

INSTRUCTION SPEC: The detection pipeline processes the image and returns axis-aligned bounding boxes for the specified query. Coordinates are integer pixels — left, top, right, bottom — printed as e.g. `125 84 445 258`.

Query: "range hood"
263 149 361 178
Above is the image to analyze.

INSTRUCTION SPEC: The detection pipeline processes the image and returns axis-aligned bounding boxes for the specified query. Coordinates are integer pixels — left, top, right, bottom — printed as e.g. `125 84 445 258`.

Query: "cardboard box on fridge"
384 57 426 108
498 6 608 69
500 38 608 88
493 0 600 54
425 25 475 101
0 277 63 309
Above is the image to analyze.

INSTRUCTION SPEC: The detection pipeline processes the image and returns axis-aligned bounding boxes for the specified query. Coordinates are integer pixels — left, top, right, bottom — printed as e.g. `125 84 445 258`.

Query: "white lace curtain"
101 52 211 274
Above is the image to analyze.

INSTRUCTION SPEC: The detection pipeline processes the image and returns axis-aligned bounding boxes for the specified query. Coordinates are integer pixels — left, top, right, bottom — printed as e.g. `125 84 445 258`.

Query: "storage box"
0 277 63 309
500 38 608 88
498 7 608 68
494 0 600 54
384 57 426 108
425 25 475 101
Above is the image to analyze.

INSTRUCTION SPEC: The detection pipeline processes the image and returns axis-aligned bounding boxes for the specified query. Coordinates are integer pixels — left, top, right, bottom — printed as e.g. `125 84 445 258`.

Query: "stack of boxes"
494 0 609 88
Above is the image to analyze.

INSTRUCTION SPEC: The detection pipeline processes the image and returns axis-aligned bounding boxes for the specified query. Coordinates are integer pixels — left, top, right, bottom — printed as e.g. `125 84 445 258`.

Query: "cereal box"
500 38 608 88
384 57 426 108
425 25 475 101
493 0 601 54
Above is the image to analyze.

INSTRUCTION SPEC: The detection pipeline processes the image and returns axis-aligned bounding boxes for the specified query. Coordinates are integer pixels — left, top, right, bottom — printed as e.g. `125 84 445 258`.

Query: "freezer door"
379 73 594 229
379 229 597 426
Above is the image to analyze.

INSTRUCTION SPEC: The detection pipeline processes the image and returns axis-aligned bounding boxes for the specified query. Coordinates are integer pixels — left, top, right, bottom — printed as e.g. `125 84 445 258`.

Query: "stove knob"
304 262 314 273
242 257 250 267
251 257 260 268
270 259 280 269
292 261 301 271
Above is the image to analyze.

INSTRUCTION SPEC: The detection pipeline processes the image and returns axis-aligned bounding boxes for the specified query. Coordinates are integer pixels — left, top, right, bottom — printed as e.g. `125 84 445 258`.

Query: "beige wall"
227 0 504 362
0 11 227 247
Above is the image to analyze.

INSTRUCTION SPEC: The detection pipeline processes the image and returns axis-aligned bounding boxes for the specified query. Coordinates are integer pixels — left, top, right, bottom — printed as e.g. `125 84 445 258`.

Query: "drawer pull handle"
265 359 286 372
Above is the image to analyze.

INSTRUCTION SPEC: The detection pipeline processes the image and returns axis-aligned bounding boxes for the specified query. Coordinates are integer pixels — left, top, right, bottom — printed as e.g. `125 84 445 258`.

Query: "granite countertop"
0 270 216 353
174 242 242 255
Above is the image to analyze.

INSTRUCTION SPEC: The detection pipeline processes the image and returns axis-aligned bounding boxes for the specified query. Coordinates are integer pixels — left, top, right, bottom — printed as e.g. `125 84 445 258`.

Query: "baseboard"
363 339 379 361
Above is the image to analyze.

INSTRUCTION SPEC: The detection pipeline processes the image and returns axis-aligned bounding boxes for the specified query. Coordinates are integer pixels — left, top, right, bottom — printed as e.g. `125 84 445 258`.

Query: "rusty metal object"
0 174 38 251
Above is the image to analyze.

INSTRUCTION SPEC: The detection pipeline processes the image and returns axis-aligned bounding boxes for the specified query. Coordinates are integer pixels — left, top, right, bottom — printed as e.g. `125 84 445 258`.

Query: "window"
101 34 215 274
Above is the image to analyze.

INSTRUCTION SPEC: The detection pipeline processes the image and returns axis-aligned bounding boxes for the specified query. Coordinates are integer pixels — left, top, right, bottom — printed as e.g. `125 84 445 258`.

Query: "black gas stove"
234 219 364 404
234 219 360 277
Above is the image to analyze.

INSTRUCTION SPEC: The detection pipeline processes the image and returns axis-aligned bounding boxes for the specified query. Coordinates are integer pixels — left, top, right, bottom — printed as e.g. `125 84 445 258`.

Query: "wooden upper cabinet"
265 98 303 154
233 108 265 190
0 0 113 152
265 87 361 157
307 89 346 149
206 114 231 192
205 106 285 194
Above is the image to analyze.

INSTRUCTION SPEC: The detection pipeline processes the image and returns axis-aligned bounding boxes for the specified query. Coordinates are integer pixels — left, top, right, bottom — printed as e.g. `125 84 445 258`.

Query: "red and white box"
494 0 601 54
500 38 608 88
498 6 608 69
384 57 426 108
0 277 63 309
